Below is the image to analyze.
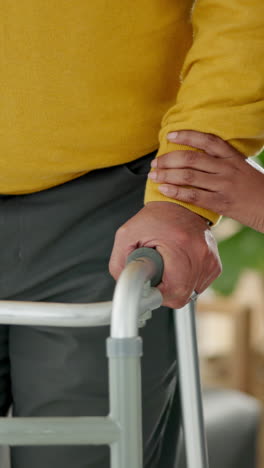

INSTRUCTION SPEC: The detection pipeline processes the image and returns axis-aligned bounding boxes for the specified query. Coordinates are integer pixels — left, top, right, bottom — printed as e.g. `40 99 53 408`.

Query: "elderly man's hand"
109 202 221 308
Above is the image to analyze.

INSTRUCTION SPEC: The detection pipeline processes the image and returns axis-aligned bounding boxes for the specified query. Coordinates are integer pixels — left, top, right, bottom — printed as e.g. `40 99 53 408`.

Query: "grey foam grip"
127 247 164 286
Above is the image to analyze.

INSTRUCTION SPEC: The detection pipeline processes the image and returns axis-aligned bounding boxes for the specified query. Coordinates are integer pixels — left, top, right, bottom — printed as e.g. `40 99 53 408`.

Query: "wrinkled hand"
149 130 264 232
109 202 222 308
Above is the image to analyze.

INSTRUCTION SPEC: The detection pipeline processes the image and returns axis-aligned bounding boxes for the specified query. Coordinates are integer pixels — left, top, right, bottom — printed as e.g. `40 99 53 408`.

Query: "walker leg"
174 301 209 468
107 337 143 468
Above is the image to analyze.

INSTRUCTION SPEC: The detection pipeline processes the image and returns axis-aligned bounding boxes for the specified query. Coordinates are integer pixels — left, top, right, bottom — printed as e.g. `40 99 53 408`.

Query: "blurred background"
197 150 264 467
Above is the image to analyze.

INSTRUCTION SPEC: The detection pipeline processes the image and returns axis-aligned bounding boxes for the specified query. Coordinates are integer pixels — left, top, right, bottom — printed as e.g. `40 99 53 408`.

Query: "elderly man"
0 1 263 467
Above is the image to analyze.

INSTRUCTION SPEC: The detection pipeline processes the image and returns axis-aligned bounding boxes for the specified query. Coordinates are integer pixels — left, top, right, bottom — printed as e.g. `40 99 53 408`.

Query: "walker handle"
127 247 164 286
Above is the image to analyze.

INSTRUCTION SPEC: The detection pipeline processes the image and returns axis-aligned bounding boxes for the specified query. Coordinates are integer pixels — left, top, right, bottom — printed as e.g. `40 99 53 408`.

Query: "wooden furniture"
197 296 252 393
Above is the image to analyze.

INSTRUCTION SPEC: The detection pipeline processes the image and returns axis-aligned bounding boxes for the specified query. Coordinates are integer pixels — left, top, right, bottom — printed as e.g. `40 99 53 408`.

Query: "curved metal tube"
111 258 162 338
174 302 209 468
0 288 161 327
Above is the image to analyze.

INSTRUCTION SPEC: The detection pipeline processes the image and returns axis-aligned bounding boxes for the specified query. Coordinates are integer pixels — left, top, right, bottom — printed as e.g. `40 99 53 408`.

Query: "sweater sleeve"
145 0 264 225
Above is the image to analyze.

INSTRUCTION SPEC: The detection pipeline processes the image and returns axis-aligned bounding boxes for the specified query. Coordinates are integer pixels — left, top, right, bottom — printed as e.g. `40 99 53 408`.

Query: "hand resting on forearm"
148 130 264 233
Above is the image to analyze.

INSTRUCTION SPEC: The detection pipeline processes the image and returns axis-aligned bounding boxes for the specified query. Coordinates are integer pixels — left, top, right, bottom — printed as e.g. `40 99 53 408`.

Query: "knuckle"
170 186 179 198
185 151 197 165
203 133 218 152
115 224 128 239
161 170 169 183
175 228 192 247
161 153 170 167
155 156 161 168
218 193 231 212
229 164 239 178
221 178 231 192
184 169 194 184
207 133 218 143
155 169 165 182
177 284 192 300
188 188 199 203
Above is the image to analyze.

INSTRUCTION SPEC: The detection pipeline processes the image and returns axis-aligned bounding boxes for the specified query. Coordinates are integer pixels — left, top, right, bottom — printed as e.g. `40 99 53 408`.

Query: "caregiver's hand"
149 130 264 233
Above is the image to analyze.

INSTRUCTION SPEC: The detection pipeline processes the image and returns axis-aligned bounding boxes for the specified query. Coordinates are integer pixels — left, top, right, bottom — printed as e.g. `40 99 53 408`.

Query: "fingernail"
151 159 157 168
167 132 179 141
158 185 170 194
148 171 157 180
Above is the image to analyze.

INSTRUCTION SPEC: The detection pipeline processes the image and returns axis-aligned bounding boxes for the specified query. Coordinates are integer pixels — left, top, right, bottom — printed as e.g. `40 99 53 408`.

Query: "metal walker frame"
0 248 209 468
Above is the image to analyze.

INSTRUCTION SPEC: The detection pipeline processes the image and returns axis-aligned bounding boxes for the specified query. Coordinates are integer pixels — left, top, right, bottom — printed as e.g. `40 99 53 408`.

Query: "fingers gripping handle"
127 248 164 286
127 248 198 302
111 247 163 338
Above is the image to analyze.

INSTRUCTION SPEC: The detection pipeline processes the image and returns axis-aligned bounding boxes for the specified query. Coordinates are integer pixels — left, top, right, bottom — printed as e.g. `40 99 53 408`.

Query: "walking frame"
0 248 209 468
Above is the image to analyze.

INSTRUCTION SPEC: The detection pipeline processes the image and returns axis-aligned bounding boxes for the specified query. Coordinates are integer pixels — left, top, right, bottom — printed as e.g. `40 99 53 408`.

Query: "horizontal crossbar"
0 416 120 446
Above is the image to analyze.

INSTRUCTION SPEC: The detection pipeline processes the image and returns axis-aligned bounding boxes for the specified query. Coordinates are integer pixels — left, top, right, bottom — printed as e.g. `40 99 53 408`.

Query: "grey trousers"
0 152 179 467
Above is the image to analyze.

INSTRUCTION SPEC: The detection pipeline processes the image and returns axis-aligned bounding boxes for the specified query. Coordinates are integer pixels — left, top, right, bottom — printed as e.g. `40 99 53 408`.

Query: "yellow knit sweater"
1 1 263 223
